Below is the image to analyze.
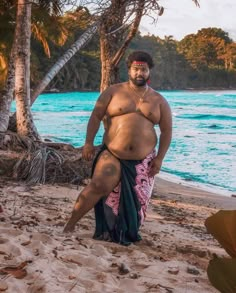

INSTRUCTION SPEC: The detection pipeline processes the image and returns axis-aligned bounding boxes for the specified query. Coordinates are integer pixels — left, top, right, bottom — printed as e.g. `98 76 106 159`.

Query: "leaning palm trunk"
0 39 16 133
31 23 98 104
15 0 40 140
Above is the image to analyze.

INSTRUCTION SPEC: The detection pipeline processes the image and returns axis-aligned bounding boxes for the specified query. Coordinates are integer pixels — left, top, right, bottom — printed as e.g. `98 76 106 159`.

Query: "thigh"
91 150 121 194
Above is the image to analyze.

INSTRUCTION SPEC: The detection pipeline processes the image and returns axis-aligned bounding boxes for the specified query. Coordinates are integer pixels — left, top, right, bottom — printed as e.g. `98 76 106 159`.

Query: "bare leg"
63 185 105 232
63 150 120 232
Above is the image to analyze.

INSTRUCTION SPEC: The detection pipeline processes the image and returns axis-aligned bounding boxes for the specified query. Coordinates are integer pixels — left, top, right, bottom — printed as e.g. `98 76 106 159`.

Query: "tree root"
0 131 99 185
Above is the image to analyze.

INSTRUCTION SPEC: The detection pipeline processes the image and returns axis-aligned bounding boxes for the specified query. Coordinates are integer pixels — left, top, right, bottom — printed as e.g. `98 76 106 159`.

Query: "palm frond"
31 5 69 48
31 23 51 57
0 53 7 70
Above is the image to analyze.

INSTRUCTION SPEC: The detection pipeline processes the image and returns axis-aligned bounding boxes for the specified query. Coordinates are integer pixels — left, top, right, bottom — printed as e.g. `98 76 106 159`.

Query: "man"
64 51 172 245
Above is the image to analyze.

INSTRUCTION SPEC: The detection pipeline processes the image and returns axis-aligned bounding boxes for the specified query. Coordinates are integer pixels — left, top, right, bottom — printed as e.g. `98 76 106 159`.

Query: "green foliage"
28 24 236 90
1 0 236 92
29 7 100 91
116 28 236 90
178 28 234 70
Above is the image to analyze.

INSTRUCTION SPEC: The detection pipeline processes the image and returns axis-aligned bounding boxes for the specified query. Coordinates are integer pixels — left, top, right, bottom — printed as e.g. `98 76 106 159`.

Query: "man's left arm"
149 99 172 176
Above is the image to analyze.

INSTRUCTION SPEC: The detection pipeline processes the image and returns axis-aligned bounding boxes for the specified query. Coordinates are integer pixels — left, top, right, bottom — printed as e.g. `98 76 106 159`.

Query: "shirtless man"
64 51 172 245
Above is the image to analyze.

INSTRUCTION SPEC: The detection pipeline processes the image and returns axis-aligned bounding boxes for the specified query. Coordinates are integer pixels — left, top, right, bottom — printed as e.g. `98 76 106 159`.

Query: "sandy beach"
0 175 235 293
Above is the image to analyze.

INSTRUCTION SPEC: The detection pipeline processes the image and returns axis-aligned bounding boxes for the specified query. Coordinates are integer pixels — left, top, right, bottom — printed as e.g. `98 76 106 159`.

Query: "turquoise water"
14 90 236 195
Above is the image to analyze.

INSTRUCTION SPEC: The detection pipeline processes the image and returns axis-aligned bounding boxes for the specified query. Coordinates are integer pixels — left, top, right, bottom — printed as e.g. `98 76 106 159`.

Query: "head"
126 51 154 87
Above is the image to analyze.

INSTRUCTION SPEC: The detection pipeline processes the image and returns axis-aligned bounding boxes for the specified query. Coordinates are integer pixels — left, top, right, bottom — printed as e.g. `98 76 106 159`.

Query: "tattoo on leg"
102 163 117 177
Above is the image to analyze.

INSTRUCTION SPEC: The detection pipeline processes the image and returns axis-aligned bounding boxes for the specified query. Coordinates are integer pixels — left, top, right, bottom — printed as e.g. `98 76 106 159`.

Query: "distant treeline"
2 7 236 91
40 27 236 91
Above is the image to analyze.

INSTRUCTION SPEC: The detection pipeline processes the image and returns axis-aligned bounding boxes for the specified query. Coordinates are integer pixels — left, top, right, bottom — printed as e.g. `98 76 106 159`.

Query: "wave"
177 114 236 121
208 124 224 129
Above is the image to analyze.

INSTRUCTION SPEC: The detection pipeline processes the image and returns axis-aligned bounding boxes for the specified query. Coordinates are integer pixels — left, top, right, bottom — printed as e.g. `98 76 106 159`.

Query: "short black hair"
126 51 154 69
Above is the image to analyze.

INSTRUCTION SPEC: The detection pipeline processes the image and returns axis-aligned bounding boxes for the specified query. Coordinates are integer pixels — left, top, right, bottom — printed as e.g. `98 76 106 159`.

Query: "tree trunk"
31 23 98 104
100 32 117 92
0 39 16 133
99 0 145 91
15 0 40 140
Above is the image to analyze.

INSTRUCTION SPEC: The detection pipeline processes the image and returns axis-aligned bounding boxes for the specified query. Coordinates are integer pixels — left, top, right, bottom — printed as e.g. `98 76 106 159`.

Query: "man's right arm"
82 87 113 160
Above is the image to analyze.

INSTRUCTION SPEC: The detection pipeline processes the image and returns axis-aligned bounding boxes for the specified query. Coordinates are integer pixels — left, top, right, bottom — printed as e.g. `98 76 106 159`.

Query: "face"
128 62 150 86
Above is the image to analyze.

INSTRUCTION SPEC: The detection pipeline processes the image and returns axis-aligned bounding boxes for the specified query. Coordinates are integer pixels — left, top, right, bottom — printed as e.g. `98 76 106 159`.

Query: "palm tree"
31 22 98 103
31 0 162 97
0 0 64 134
27 0 201 101
14 0 40 139
14 0 65 139
0 1 16 132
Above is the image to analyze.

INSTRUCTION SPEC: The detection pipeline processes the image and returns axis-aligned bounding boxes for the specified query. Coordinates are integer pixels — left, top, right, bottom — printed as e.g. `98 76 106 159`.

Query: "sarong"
92 145 156 246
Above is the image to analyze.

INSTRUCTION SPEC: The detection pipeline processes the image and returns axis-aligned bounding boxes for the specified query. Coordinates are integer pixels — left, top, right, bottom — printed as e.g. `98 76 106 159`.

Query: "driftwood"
0 131 100 185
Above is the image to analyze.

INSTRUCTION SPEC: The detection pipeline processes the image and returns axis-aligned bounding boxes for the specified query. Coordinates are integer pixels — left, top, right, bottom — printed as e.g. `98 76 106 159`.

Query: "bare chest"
106 94 160 124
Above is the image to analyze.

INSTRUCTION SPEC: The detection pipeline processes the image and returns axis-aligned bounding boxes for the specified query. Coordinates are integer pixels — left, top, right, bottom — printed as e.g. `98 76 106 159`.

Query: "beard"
129 75 150 87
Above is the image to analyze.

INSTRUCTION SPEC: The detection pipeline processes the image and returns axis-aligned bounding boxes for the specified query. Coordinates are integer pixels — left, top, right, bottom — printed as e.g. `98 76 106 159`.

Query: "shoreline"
0 176 236 292
31 90 236 195
42 88 236 94
154 176 236 210
158 172 235 198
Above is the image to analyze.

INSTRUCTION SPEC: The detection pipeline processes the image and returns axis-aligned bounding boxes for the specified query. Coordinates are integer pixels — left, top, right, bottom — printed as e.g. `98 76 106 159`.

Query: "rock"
187 267 200 275
168 266 179 275
119 263 130 275
129 272 139 279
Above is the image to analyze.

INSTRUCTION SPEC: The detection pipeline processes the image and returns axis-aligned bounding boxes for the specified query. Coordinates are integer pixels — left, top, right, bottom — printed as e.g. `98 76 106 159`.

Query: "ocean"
24 90 236 196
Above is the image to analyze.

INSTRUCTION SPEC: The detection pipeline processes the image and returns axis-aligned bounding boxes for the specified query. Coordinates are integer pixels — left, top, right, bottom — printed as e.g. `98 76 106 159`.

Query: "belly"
104 113 157 160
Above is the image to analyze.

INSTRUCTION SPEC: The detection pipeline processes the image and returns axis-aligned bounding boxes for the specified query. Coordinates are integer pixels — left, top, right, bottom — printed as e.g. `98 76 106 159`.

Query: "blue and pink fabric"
92 145 156 245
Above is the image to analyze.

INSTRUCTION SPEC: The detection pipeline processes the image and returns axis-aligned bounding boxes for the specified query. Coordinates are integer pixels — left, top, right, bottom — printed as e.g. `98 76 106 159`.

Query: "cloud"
140 0 236 41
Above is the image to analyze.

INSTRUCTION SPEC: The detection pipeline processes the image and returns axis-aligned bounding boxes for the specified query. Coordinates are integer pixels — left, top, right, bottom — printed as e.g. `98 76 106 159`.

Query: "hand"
148 156 163 177
82 143 95 161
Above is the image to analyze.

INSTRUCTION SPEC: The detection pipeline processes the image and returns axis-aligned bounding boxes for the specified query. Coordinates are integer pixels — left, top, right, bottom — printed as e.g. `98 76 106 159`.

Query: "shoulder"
102 82 126 94
149 88 167 103
109 82 127 92
96 82 126 104
149 88 171 114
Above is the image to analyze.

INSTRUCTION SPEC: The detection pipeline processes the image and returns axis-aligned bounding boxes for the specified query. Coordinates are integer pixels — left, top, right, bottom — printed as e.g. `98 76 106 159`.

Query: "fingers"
148 166 159 177
82 145 95 161
83 151 94 161
148 159 162 177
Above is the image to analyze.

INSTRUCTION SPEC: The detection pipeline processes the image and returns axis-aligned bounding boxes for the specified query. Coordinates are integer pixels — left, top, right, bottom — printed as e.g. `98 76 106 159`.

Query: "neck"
128 81 147 90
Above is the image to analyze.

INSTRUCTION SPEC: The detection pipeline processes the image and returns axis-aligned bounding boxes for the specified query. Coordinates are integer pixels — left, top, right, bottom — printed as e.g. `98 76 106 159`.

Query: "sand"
0 175 235 293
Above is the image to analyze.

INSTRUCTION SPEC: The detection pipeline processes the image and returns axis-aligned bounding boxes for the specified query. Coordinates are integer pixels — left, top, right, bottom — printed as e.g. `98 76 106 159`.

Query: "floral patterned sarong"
92 145 156 245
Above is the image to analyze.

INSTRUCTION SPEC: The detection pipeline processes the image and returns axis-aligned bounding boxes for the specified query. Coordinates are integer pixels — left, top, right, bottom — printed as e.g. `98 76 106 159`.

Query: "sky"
140 0 236 41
